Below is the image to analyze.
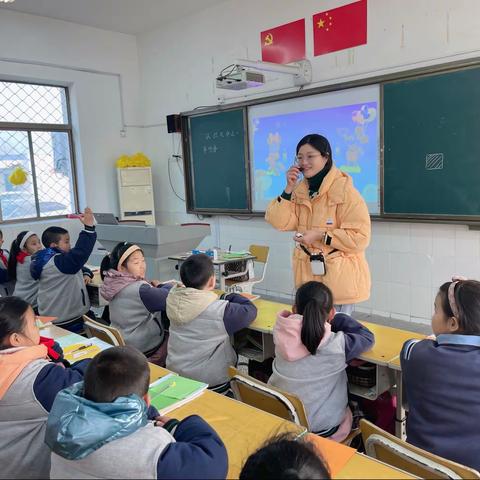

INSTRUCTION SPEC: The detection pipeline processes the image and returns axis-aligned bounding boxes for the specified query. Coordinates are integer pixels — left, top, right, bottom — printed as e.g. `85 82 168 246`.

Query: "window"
0 81 78 222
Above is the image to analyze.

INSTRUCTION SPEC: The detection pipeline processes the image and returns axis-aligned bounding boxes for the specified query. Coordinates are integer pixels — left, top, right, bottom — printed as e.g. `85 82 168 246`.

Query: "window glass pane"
0 81 68 124
32 131 74 217
0 130 37 221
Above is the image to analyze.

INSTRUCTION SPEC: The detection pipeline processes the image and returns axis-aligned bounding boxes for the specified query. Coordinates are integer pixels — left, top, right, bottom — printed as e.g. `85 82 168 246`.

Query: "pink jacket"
274 310 332 361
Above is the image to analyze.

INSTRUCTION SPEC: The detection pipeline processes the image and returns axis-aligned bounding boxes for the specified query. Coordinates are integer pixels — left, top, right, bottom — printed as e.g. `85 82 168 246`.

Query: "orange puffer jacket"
265 166 371 305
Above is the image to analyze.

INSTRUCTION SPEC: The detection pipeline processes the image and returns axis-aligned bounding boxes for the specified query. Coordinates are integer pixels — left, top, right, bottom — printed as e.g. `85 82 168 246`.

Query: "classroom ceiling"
0 0 227 35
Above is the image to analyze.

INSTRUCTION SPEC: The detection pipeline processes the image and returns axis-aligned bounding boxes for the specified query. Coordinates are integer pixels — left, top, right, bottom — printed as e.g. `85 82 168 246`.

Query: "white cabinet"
117 167 155 224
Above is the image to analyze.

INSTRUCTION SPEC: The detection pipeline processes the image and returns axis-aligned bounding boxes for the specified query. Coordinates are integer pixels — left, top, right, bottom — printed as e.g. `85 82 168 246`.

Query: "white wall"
136 0 480 323
0 9 144 217
2 2 479 324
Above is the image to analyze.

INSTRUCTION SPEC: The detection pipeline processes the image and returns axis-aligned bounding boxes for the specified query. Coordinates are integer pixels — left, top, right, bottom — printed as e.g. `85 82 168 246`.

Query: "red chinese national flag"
261 19 306 64
313 0 367 56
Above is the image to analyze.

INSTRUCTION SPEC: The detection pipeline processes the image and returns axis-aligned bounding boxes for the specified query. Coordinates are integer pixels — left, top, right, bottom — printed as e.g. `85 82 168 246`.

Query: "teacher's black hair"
296 134 333 170
295 281 333 355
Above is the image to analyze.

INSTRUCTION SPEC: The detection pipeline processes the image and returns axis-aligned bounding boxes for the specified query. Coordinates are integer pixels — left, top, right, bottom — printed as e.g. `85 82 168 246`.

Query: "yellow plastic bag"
8 167 28 185
115 152 151 168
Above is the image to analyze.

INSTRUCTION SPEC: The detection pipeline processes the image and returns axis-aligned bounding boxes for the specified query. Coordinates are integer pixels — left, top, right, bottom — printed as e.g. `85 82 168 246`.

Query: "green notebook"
222 251 251 259
149 374 208 414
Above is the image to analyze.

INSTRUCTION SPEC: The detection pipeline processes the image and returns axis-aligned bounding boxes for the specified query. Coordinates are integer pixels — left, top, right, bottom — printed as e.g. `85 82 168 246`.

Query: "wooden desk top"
337 453 417 479
149 364 304 479
46 326 415 479
249 298 291 333
359 322 425 367
249 299 426 366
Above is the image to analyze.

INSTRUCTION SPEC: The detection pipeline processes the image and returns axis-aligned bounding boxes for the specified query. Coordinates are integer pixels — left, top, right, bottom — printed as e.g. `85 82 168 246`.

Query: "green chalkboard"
186 109 249 212
383 66 480 218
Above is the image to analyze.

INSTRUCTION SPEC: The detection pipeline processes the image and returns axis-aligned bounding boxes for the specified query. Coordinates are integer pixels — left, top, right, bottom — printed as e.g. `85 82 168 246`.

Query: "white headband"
19 231 37 251
118 244 142 269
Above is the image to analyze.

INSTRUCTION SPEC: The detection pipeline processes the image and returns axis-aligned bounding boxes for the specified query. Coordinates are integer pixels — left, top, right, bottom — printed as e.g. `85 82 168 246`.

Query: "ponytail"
295 281 333 355
7 231 28 281
100 254 112 280
301 299 327 355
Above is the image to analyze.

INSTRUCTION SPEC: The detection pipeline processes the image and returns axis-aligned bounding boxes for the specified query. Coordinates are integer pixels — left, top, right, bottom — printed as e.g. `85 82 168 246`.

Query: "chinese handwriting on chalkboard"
204 130 240 141
203 145 218 154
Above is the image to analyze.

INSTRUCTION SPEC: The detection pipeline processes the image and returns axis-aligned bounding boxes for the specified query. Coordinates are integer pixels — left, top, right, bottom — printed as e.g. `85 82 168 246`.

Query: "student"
0 296 89 479
46 345 228 479
166 253 257 392
31 208 96 333
8 231 43 309
100 242 173 366
240 433 331 480
401 279 480 471
269 281 374 440
0 229 14 296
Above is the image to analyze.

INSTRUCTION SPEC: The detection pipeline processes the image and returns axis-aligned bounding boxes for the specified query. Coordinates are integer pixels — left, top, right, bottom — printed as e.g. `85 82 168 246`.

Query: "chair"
228 366 309 428
83 316 126 347
225 245 270 294
360 419 480 479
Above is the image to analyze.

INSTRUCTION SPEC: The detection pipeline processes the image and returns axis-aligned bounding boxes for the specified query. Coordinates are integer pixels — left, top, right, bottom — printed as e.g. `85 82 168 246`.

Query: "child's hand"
80 207 95 227
154 415 172 427
83 275 91 285
150 280 162 287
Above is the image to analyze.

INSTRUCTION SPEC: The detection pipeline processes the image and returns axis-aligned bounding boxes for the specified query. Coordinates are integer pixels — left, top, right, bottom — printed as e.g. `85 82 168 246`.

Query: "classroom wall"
0 9 143 219
136 0 480 323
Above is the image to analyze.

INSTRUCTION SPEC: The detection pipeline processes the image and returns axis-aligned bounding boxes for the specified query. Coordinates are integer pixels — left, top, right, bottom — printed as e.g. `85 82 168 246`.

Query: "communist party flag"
261 19 306 64
313 0 367 56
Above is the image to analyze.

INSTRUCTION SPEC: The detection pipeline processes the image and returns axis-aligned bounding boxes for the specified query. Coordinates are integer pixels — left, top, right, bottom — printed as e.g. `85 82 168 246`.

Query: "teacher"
265 134 371 314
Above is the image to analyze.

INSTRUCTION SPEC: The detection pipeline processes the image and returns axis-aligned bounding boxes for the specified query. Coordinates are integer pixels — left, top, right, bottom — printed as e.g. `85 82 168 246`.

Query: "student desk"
245 300 426 439
149 364 415 479
169 252 256 291
45 324 414 479
336 453 417 479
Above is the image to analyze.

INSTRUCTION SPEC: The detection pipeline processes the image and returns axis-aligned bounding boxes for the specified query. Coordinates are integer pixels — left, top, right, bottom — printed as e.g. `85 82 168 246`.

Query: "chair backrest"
83 316 126 347
360 419 480 479
228 366 309 428
248 244 270 264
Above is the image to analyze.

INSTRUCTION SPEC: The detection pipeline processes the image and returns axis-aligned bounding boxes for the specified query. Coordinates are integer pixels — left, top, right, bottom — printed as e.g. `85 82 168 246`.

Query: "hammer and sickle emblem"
264 33 273 46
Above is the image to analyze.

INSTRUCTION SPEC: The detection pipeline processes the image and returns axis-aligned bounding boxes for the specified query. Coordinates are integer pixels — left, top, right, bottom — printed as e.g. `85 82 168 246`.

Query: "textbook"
56 334 111 362
149 374 208 414
62 342 102 362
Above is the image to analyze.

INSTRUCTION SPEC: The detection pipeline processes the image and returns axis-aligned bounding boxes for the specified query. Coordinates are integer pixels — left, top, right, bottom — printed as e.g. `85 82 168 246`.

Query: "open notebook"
149 374 208 414
56 334 111 363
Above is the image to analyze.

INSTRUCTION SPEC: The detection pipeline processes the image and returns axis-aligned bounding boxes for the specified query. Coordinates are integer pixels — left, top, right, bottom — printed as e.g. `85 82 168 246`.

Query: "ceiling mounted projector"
216 67 265 90
216 59 312 91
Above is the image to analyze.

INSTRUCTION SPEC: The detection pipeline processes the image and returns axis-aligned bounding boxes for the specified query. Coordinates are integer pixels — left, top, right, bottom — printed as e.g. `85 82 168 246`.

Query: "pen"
70 343 92 354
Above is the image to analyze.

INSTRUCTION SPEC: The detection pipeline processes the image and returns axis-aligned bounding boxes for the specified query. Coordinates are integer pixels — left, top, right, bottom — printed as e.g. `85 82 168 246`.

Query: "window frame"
0 79 79 224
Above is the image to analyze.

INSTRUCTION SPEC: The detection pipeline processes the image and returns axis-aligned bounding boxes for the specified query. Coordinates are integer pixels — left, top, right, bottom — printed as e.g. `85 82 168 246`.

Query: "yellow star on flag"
317 18 325 28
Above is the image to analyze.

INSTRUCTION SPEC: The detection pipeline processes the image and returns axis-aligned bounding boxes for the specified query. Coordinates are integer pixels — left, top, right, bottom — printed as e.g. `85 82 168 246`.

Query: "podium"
95 223 211 280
